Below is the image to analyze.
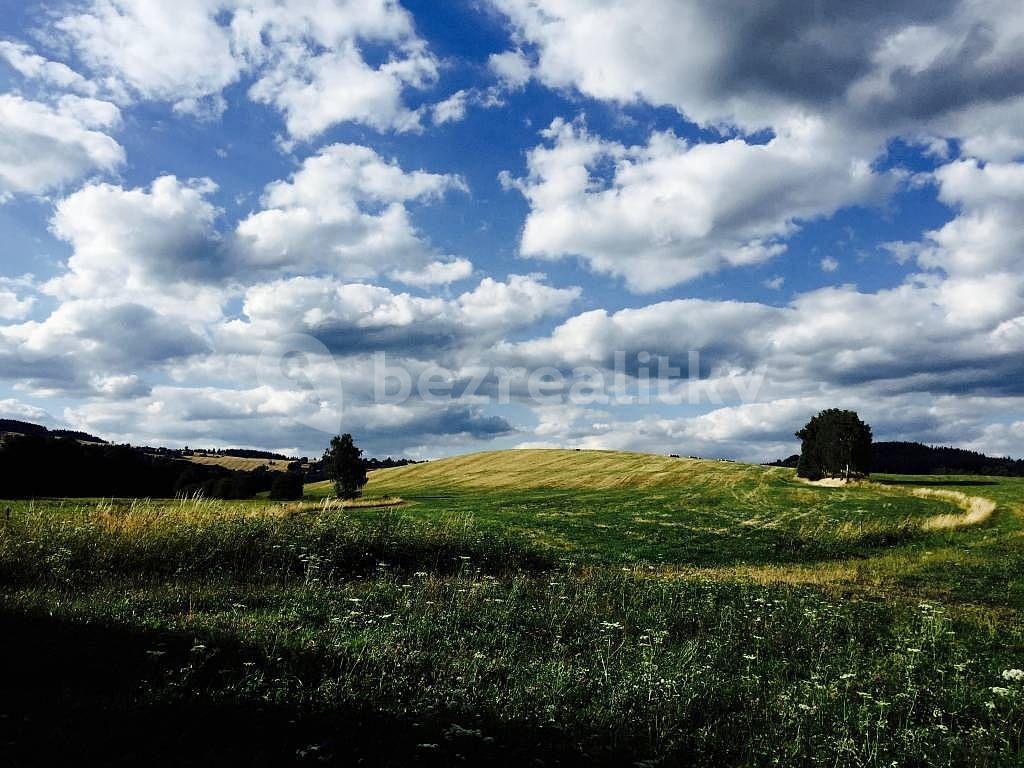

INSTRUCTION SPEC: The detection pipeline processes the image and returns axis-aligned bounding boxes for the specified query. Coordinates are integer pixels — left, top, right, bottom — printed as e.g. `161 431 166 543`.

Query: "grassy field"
2 449 1022 766
186 453 292 471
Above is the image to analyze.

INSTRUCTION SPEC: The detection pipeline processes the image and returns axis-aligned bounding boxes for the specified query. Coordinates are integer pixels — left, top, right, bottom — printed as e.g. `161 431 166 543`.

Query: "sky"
1 0 1024 461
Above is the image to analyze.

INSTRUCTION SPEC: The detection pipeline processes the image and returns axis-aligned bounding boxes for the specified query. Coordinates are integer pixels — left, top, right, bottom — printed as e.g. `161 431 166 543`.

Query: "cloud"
489 0 1024 158
224 273 579 358
391 258 474 287
247 38 435 139
0 40 97 95
61 384 513 456
493 157 1024 409
56 0 240 111
0 398 53 424
52 0 438 137
495 297 780 374
820 256 840 272
0 278 36 321
914 160 1024 277
0 94 124 201
0 299 208 395
46 175 229 319
488 49 531 90
514 391 1024 463
504 117 892 291
431 90 469 125
236 143 467 279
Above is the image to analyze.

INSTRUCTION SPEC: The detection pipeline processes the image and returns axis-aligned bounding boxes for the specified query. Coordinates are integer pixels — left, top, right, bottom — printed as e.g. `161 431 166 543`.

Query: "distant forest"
770 441 1024 476
0 421 420 499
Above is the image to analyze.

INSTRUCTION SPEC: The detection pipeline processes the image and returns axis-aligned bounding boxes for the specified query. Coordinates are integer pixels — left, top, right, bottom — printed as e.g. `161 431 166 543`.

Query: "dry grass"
914 487 998 530
187 453 292 471
365 448 783 492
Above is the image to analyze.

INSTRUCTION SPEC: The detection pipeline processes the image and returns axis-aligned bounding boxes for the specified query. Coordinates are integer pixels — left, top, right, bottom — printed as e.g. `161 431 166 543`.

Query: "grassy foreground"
1 449 1023 766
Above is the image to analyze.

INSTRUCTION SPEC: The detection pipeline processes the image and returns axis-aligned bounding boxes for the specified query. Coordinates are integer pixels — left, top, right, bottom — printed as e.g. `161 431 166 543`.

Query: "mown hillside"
306 449 1004 571
365 448 772 491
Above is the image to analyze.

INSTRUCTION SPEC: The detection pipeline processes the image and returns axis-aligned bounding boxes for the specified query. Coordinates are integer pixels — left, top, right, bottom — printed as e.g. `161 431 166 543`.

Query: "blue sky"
1 0 1023 460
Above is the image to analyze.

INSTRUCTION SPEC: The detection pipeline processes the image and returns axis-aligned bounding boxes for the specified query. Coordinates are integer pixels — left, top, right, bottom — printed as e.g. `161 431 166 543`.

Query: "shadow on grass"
0 610 647 768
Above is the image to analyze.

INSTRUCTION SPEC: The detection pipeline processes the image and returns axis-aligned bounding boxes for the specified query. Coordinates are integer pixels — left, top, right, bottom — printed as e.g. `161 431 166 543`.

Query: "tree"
796 409 873 480
269 472 304 500
323 433 367 499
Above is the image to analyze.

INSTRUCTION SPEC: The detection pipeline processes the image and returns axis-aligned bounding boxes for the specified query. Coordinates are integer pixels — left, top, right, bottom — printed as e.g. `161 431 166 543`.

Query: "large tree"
323 433 368 499
796 409 873 480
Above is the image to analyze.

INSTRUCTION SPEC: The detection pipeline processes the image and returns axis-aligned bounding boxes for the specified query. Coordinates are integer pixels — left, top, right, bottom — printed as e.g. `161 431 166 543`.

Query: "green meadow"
2 449 1022 766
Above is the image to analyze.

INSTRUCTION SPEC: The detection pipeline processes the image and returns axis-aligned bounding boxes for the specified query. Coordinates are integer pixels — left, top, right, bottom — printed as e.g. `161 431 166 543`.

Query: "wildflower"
840 673 855 680
990 686 1011 697
1002 669 1024 682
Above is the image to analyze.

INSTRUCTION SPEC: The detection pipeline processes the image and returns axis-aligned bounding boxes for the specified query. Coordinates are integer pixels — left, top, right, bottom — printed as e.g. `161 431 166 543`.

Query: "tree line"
0 424 417 501
0 435 304 500
771 409 1024 478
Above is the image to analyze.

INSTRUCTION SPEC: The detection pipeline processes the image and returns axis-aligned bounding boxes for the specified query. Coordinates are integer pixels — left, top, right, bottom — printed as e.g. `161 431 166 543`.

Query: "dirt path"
796 476 997 531
911 487 997 531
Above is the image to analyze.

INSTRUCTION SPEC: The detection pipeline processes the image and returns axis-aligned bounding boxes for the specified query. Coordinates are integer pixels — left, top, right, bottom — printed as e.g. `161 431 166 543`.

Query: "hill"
0 419 106 444
363 448 766 491
308 448 994 568
185 453 295 472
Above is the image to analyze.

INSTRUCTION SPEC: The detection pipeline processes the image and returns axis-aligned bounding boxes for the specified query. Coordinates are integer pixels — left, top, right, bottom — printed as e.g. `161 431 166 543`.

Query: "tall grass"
1 495 1022 765
6 569 1022 766
0 497 552 586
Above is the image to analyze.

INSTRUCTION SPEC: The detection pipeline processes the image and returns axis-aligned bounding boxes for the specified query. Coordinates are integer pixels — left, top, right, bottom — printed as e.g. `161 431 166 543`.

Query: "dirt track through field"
798 477 998 531
912 487 997 530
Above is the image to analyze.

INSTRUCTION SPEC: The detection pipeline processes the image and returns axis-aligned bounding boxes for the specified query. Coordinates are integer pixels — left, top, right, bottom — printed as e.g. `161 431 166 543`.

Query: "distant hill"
0 419 106 444
186 453 295 472
769 441 1024 476
185 447 297 461
305 449 765 497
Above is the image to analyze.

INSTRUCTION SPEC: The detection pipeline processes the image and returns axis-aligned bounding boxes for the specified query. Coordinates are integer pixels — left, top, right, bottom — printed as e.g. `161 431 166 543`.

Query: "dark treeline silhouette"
770 441 1024 476
871 441 1024 476
0 435 299 500
184 447 298 461
0 421 423 499
0 419 105 443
